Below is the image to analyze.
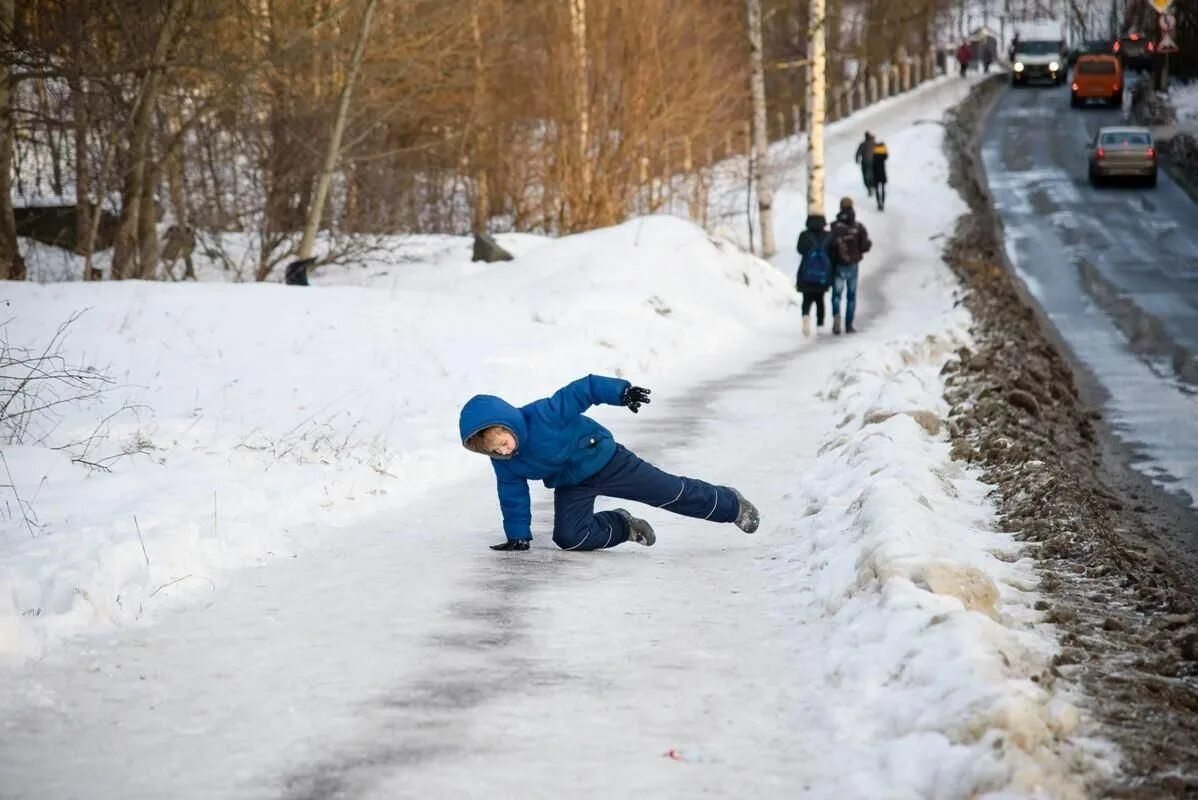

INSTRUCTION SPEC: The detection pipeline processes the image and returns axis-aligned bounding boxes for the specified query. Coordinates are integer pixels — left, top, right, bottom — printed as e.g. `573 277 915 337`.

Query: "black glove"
490 540 530 551
621 385 651 413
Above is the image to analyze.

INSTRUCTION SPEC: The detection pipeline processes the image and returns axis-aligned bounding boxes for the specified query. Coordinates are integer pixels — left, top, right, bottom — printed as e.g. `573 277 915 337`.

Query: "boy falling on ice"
459 374 760 551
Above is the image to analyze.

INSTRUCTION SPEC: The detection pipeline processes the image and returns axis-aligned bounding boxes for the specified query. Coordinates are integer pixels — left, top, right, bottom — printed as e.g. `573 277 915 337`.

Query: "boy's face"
481 426 516 457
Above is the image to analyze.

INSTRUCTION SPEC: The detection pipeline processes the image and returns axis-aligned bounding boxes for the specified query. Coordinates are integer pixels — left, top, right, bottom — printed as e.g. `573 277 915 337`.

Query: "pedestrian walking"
871 140 889 211
855 131 877 196
956 41 972 77
796 213 834 337
459 375 761 552
829 197 872 335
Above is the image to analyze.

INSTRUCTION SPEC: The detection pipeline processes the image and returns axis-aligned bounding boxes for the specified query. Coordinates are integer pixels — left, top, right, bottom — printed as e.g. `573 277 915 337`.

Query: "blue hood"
459 394 527 456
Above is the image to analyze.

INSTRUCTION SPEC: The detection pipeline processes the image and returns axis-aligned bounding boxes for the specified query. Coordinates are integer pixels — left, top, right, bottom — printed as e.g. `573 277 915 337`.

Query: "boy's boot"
802 316 812 337
614 509 656 546
732 490 760 533
832 314 842 335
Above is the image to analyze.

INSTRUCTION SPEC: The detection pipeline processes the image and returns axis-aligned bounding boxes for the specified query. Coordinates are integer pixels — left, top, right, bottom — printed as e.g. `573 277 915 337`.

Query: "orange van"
1071 54 1123 108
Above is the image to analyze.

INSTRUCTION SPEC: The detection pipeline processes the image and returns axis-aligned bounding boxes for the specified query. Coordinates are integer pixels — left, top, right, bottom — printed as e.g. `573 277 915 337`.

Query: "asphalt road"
981 76 1198 508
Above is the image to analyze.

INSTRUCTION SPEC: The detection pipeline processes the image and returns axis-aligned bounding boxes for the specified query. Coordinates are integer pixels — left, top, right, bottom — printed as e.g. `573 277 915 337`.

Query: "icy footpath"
353 322 1094 798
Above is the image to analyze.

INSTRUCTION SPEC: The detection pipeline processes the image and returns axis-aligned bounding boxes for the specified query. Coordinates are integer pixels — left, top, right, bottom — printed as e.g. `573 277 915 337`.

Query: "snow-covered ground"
0 76 1108 797
1170 79 1198 134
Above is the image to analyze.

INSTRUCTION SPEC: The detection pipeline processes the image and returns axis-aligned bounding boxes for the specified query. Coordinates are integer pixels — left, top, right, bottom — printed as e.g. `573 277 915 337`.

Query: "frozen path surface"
1 330 941 800
1 76 1090 799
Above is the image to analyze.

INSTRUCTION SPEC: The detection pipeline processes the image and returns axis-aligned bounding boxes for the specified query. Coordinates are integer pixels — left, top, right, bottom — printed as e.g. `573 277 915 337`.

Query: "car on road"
1068 38 1116 66
1071 55 1123 108
1088 126 1157 187
1114 32 1156 71
1012 39 1066 85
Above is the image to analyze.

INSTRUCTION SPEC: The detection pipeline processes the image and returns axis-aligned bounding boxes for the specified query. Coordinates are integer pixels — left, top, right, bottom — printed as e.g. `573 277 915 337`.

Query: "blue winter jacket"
459 374 631 542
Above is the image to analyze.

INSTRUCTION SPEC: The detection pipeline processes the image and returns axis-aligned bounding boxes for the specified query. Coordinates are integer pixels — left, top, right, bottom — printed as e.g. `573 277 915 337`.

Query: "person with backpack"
871 140 889 211
829 197 872 335
796 213 834 337
855 132 876 196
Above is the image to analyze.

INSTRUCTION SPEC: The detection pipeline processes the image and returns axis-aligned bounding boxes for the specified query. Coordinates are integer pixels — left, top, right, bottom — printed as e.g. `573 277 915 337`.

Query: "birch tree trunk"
295 0 379 261
807 0 827 217
0 0 25 281
568 0 591 225
747 0 775 257
470 0 490 234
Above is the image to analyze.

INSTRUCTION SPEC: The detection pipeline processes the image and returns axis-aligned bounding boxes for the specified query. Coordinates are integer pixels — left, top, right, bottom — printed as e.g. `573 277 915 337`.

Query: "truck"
1010 19 1068 85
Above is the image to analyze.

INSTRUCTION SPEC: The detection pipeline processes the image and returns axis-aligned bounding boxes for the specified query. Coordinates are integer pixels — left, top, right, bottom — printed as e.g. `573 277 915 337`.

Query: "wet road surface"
981 77 1198 509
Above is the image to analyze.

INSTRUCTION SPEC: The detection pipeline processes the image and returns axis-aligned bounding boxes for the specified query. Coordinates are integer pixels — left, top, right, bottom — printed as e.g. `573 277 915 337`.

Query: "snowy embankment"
0 74 1100 797
767 339 1090 797
1170 79 1198 132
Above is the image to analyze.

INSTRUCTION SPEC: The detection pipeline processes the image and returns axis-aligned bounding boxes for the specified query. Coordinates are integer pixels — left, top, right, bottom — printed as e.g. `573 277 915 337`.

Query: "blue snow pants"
552 445 740 551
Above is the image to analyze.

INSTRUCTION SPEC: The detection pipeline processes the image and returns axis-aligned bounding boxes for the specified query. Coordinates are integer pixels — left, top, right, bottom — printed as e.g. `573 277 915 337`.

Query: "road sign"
1148 0 1173 13
1160 12 1177 30
1158 30 1179 53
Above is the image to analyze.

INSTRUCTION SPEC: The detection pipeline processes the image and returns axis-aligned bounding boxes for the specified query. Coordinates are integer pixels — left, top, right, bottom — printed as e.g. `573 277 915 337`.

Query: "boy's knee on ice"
551 507 629 551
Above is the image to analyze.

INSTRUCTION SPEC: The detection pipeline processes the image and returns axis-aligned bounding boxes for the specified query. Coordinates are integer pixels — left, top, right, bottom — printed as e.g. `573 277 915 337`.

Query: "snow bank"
0 215 794 661
766 326 1089 797
1170 79 1198 130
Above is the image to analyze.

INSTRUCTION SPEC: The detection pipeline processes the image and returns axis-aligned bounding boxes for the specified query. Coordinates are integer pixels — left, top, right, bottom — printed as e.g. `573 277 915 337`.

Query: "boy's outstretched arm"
492 464 532 549
537 374 650 423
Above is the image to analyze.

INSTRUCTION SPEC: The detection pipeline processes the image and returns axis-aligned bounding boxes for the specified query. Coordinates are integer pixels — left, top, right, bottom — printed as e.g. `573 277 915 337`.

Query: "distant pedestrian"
871 141 889 211
829 197 872 335
855 131 877 196
796 214 834 337
982 43 994 73
957 41 972 77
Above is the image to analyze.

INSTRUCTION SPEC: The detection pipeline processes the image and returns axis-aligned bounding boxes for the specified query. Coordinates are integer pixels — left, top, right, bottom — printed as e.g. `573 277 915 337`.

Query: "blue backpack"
797 234 832 287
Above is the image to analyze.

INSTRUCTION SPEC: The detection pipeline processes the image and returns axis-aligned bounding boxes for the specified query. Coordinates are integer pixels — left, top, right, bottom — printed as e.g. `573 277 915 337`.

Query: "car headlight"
1013 62 1025 72
1049 61 1060 71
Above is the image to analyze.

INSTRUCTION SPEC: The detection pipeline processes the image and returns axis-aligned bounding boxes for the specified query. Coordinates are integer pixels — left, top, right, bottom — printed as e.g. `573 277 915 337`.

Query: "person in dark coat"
459 375 761 552
796 213 834 336
871 141 889 211
855 132 877 196
829 197 872 334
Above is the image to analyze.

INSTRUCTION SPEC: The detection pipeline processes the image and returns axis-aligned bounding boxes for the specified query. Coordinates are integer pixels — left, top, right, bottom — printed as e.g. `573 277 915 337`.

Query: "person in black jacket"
855 132 876 196
796 214 834 337
828 197 872 334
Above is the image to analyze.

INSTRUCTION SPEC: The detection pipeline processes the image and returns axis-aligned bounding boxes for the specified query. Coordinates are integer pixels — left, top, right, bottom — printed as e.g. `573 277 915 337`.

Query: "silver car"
1088 126 1158 187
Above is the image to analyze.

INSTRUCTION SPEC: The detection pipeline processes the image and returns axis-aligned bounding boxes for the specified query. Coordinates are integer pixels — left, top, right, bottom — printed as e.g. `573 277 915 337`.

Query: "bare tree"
568 0 591 225
110 0 192 280
0 0 25 281
807 0 827 216
296 0 379 261
747 0 775 257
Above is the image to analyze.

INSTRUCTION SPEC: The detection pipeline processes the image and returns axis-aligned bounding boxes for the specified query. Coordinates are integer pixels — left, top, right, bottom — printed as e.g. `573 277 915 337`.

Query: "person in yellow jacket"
871 141 889 211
